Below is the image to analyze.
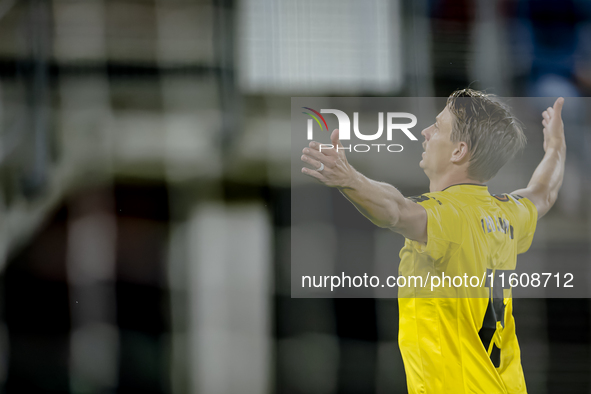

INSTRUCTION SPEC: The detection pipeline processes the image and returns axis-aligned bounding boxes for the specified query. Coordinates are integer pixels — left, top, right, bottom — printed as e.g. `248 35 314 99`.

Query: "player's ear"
451 141 469 163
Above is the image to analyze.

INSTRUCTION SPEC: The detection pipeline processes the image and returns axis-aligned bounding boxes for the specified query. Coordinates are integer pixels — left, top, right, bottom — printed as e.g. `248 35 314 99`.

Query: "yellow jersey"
398 184 538 394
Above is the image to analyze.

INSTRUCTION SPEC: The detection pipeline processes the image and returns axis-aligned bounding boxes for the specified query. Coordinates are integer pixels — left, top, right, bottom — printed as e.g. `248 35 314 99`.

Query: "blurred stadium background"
0 0 588 393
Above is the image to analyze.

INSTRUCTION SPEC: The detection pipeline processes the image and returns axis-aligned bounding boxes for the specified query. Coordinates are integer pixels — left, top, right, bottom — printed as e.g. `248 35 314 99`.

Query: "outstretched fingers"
553 97 564 116
300 129 354 188
304 146 329 163
308 140 339 157
546 107 554 121
301 167 324 181
301 152 322 169
330 129 344 150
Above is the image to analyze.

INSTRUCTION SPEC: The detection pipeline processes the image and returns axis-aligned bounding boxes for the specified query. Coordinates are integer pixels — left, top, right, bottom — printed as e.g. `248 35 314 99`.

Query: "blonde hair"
446 89 526 182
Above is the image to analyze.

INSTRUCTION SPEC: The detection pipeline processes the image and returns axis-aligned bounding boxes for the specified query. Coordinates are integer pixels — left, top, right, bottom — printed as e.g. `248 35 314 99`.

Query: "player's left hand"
301 129 356 188
541 97 565 153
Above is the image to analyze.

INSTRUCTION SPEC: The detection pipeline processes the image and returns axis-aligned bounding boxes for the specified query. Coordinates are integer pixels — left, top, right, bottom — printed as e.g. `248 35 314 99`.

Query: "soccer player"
300 89 566 393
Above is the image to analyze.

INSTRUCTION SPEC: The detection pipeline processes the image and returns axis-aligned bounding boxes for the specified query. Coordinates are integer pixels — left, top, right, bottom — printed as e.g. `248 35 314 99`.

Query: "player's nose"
421 126 431 141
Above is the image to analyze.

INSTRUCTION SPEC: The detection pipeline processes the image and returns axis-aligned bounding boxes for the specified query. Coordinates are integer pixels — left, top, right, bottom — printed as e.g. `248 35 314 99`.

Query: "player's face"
419 106 457 178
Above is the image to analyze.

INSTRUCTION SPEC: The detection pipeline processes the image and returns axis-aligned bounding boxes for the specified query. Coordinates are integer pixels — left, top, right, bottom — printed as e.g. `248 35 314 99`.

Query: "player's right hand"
541 97 565 153
301 129 357 188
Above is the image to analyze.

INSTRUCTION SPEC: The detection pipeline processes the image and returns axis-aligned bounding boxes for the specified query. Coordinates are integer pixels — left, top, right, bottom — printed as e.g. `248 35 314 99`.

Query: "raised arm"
301 129 427 242
512 98 566 219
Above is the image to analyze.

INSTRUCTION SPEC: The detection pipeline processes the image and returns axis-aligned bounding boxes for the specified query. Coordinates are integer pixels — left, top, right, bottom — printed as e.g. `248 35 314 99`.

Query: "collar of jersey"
441 183 489 195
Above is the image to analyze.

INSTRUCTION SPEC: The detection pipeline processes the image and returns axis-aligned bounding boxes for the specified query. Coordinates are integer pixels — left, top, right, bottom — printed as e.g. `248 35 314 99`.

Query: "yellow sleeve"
508 194 538 254
407 196 463 265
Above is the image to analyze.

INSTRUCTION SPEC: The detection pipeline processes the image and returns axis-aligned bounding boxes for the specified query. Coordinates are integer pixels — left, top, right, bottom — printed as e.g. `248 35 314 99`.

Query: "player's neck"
429 173 482 193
